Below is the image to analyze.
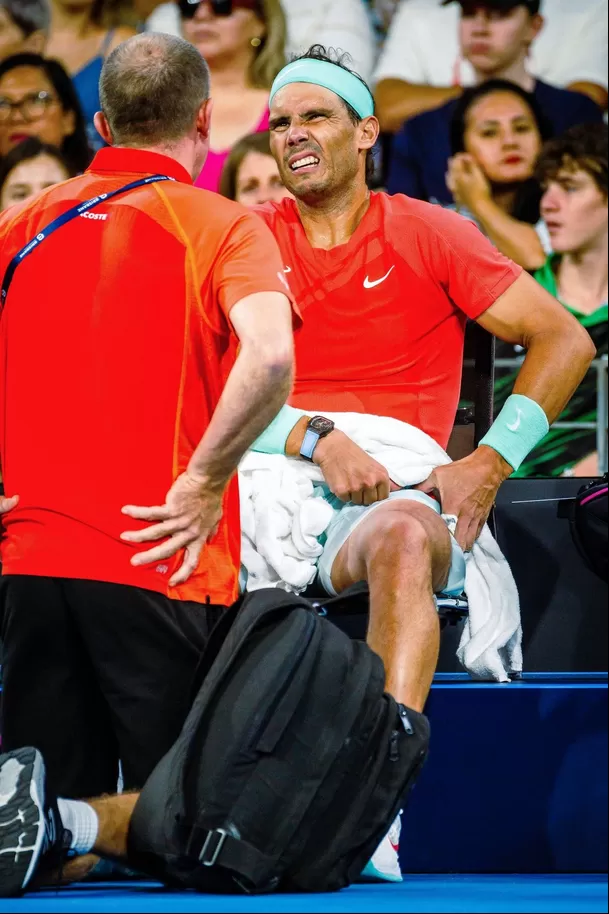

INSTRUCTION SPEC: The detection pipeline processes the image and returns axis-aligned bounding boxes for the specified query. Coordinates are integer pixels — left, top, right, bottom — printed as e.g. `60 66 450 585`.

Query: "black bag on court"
128 587 430 894
559 474 608 583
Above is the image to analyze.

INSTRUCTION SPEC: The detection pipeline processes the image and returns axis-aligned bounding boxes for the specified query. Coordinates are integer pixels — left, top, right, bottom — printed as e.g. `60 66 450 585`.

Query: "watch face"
310 416 335 436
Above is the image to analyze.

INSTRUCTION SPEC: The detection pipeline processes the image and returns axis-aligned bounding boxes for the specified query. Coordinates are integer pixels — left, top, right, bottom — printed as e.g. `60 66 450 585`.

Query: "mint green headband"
269 59 375 119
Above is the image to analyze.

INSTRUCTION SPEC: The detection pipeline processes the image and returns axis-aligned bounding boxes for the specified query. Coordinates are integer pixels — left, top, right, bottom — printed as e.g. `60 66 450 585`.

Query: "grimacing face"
541 166 608 255
463 90 542 185
268 83 376 201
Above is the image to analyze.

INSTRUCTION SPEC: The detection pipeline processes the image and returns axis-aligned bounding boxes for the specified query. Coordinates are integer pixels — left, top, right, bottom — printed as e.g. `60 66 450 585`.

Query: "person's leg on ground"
0 745 139 897
330 499 452 712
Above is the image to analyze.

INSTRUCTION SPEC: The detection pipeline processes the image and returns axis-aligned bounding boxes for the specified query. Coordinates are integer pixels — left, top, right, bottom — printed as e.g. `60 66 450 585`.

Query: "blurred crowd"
0 0 606 476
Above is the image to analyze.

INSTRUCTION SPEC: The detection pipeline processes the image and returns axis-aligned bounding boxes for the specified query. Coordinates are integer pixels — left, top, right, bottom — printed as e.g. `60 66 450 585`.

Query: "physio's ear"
94 111 113 146
196 98 213 142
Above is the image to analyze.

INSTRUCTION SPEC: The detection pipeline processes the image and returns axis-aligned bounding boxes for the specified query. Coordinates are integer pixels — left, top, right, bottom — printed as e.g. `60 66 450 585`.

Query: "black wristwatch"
299 415 335 461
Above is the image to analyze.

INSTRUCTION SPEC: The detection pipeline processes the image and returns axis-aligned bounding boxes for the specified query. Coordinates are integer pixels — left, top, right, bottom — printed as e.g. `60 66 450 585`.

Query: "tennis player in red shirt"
249 45 595 879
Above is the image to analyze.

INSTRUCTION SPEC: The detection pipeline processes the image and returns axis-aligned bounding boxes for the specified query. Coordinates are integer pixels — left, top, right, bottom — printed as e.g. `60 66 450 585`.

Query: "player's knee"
364 510 432 573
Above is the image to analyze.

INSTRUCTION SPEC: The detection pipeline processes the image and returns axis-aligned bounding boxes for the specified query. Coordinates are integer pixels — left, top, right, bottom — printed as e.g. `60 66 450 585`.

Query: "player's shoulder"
376 191 473 241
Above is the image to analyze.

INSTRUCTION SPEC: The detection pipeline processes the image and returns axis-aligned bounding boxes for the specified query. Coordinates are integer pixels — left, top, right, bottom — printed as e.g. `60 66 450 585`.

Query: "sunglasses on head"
178 0 261 18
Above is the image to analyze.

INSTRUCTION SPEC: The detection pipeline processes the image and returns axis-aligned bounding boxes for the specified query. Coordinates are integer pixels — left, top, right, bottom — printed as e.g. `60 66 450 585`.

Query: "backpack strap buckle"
199 828 229 867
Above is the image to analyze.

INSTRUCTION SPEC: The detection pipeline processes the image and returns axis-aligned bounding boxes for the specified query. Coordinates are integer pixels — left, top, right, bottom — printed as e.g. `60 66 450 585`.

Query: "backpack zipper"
398 704 414 735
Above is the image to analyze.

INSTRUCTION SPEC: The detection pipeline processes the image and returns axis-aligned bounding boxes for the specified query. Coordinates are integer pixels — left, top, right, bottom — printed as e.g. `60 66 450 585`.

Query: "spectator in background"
0 53 91 172
45 0 136 152
0 135 73 209
148 0 377 83
495 123 608 477
387 0 603 205
0 0 49 60
177 0 285 193
219 129 292 205
374 0 608 133
445 80 551 269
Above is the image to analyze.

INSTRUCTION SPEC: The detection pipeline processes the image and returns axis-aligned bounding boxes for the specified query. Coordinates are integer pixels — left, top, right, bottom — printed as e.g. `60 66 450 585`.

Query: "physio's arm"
374 79 462 133
466 197 546 271
188 291 294 485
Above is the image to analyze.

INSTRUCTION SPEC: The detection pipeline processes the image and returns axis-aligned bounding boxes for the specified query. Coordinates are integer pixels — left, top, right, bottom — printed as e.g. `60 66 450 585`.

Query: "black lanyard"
0 174 174 310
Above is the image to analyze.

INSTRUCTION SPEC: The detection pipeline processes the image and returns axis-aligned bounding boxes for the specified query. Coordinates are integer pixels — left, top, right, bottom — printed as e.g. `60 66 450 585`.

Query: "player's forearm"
187 339 294 486
374 79 462 132
470 197 546 271
512 323 596 424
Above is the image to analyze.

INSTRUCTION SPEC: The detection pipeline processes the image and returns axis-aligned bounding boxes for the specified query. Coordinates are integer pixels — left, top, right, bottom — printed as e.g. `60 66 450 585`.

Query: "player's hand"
120 471 225 586
446 153 491 210
0 493 18 514
313 430 401 506
415 448 512 551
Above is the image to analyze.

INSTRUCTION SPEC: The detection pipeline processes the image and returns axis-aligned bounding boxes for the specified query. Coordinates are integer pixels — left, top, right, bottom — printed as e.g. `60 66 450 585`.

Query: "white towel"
238 412 523 682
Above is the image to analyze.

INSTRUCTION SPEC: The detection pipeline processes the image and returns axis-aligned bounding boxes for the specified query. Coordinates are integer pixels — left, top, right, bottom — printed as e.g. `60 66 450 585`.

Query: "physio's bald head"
99 33 210 147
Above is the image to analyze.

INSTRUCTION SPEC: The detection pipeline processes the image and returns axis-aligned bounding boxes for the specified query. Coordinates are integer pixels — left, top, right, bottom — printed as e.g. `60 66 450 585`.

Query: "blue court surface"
2 875 607 914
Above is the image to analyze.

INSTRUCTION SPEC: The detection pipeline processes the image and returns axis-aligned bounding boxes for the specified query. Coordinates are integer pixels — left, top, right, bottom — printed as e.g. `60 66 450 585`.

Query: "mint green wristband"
479 394 549 471
251 405 308 456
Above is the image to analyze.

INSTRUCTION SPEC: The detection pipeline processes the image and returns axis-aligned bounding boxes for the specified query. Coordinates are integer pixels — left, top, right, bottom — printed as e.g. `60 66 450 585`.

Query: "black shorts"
0 575 227 800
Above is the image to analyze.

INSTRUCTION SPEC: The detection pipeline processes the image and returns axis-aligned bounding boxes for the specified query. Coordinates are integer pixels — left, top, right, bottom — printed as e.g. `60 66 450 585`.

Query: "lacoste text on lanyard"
0 174 175 311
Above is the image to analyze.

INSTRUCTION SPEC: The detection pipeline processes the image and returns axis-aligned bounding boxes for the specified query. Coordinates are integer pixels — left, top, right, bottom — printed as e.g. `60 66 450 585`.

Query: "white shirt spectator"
147 0 378 83
374 0 608 91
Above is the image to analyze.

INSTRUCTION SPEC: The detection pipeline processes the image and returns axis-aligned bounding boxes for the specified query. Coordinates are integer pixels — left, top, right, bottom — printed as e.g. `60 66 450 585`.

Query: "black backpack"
562 474 608 583
128 587 430 894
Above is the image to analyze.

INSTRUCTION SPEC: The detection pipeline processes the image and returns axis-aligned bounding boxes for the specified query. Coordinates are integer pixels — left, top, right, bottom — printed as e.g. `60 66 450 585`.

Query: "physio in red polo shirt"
0 33 295 800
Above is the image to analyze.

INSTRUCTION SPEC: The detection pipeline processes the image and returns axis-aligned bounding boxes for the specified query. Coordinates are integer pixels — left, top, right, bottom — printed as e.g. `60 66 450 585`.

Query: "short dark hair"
100 34 211 147
220 130 273 200
0 0 50 37
288 44 378 185
0 53 92 173
0 136 75 198
535 123 608 198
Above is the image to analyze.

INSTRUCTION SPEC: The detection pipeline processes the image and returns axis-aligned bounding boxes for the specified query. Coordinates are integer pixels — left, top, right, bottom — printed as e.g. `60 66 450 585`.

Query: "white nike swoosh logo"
283 266 291 273
507 408 523 432
363 266 395 289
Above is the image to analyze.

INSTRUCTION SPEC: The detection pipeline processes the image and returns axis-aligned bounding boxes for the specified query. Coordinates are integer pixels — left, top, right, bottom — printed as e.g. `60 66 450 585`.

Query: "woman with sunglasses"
45 1 136 152
179 0 286 193
0 53 92 173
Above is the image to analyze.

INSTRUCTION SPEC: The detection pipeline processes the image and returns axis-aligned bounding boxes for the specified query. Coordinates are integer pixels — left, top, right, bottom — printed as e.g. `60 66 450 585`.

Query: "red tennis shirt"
0 147 291 605
256 192 522 449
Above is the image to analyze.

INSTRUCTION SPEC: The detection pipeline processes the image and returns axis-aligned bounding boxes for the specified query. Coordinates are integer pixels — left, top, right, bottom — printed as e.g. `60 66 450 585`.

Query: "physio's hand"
120 471 225 586
446 153 491 210
415 447 512 551
313 429 400 506
0 493 18 514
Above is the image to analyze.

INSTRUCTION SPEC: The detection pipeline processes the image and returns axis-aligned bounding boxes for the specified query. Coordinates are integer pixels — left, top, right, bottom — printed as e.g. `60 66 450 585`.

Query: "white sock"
57 798 99 855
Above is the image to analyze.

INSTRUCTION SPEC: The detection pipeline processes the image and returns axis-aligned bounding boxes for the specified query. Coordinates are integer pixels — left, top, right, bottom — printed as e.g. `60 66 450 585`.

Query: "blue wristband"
251 405 308 456
479 394 549 472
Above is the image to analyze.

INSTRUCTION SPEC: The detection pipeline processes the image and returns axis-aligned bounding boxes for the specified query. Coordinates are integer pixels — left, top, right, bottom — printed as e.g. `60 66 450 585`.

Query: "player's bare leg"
331 500 452 712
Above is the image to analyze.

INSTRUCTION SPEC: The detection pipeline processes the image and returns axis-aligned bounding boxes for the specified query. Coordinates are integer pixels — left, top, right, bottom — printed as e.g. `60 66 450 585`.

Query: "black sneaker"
0 747 71 897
